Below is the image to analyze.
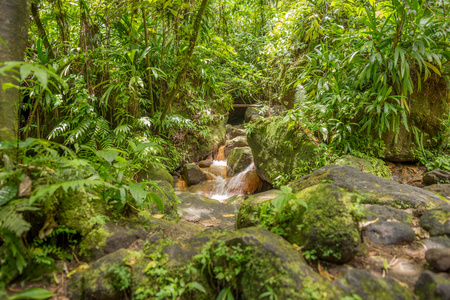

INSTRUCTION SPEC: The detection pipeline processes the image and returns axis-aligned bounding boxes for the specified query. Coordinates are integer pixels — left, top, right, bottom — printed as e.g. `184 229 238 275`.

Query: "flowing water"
176 145 263 202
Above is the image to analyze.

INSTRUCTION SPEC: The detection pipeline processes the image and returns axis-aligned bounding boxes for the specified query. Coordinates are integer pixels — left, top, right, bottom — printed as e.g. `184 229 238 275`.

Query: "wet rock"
415 271 450 300
424 184 450 201
364 204 412 224
182 163 207 186
224 135 248 158
227 147 253 176
420 204 450 236
57 192 99 235
247 116 318 184
423 169 450 186
290 165 445 208
198 158 213 168
363 221 415 245
333 269 413 300
177 192 239 230
335 155 391 179
136 162 174 187
426 248 450 272
423 237 450 249
226 124 246 140
238 184 361 263
183 120 227 162
147 180 180 220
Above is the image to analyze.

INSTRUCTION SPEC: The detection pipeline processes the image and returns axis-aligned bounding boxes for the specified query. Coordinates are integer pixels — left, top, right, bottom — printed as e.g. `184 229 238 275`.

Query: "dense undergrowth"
0 0 449 296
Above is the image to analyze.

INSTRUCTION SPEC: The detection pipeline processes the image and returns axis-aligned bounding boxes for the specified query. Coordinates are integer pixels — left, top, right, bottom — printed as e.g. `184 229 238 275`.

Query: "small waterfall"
175 127 264 202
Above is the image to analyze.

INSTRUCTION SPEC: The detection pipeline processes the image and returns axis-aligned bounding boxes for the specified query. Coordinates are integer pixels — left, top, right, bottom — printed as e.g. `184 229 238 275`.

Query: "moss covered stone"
57 191 102 235
247 116 318 184
414 271 450 300
227 146 253 176
335 155 391 179
146 180 180 221
382 76 449 162
137 162 174 187
236 190 280 228
238 184 361 263
289 165 445 208
419 204 450 236
334 269 414 300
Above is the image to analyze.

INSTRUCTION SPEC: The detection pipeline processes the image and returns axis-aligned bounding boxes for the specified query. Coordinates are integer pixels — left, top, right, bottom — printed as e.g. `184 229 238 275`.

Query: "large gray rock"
333 269 413 300
423 169 450 186
415 271 450 300
290 165 445 208
182 163 207 186
177 192 239 230
426 248 450 272
136 163 174 187
227 146 253 176
420 204 450 236
364 204 412 224
363 221 415 245
247 116 318 184
424 184 450 201
422 237 450 249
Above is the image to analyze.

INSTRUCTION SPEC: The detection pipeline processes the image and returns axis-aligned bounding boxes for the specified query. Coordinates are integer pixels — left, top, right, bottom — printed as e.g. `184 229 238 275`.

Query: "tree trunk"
0 0 30 141
158 0 209 127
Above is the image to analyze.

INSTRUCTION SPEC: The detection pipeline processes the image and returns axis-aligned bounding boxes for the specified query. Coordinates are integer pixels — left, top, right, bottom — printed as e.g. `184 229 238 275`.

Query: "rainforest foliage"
0 0 449 293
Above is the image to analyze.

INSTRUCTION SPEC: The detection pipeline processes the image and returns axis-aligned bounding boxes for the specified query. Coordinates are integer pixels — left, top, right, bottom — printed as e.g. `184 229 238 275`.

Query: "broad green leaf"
280 186 292 194
9 288 53 300
149 192 164 213
187 282 206 293
0 182 19 206
20 64 33 80
96 150 119 164
129 183 146 207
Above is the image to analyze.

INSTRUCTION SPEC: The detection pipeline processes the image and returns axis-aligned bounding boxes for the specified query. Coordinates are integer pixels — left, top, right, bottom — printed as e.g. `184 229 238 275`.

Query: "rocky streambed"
54 122 450 300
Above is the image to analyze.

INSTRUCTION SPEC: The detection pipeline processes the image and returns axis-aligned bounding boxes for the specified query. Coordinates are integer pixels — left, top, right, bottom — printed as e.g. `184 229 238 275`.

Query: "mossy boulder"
289 165 445 208
424 184 450 201
57 191 106 235
68 249 144 300
335 155 391 179
238 184 361 263
364 204 413 224
382 76 449 162
236 190 280 228
78 221 147 261
227 146 253 176
137 162 174 187
146 180 180 220
414 271 450 300
224 135 248 158
182 163 207 186
247 116 318 184
419 204 450 236
333 269 413 300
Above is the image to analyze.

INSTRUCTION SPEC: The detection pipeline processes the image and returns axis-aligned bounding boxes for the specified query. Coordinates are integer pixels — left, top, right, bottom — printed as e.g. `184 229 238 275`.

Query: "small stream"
176 144 264 202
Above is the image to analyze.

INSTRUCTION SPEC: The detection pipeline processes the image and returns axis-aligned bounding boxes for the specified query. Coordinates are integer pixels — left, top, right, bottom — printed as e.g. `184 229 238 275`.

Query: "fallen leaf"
318 262 333 281
18 175 32 197
67 264 90 278
152 214 164 219
222 214 235 218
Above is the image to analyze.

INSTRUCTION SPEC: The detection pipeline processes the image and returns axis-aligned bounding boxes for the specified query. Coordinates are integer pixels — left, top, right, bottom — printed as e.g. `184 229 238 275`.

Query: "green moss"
57 191 95 235
335 155 391 179
79 227 112 260
247 116 319 184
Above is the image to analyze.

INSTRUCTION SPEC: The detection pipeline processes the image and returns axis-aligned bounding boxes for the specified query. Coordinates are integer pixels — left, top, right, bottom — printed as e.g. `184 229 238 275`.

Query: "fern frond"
66 118 93 144
0 200 38 237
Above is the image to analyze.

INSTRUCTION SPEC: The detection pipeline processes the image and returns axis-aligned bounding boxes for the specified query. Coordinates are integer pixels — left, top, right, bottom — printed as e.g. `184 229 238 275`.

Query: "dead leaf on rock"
18 175 32 197
222 214 235 218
